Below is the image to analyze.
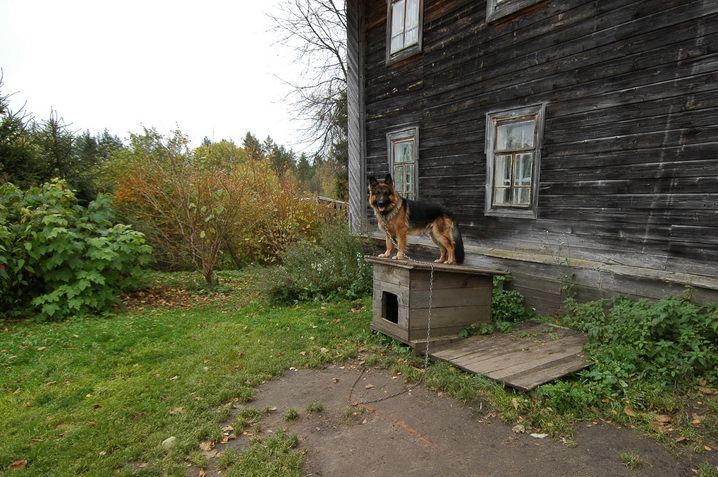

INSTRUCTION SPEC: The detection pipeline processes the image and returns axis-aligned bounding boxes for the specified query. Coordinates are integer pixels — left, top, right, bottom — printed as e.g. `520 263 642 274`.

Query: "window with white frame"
486 0 543 22
485 104 545 218
387 127 419 200
386 0 423 64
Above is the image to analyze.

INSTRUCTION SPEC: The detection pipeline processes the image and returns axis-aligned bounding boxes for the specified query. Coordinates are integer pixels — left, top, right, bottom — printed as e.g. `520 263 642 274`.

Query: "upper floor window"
485 104 545 218
386 0 423 64
486 0 543 22
387 127 419 200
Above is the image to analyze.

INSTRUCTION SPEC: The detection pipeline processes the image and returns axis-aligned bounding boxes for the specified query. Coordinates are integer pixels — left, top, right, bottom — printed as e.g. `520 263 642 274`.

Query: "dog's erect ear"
368 176 379 188
384 174 393 186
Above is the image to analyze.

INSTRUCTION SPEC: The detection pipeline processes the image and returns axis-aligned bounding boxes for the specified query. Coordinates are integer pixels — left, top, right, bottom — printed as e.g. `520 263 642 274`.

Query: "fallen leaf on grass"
530 433 549 439
698 386 713 395
624 405 637 417
169 407 185 415
199 441 215 451
654 414 672 423
8 459 28 470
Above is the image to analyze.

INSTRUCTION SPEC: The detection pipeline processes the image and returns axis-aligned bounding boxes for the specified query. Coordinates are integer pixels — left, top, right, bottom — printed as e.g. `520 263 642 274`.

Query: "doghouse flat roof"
364 256 507 276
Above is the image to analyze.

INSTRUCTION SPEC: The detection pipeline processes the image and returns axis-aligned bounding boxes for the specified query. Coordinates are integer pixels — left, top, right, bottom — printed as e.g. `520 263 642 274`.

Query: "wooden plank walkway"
429 321 593 391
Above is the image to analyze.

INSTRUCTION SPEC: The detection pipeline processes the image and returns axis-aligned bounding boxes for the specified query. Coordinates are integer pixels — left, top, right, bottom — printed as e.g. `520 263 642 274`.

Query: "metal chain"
350 217 435 406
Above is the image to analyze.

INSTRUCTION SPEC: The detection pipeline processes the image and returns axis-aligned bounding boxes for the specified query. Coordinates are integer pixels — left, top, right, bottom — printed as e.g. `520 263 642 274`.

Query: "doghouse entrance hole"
382 291 399 324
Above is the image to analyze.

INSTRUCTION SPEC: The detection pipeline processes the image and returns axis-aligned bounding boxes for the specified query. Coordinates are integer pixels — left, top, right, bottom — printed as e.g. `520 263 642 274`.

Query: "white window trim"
486 0 543 23
387 126 419 200
485 104 545 219
386 0 424 65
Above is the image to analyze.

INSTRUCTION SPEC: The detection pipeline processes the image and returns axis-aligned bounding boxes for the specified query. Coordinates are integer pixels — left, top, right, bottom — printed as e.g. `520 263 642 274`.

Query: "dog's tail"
453 221 465 264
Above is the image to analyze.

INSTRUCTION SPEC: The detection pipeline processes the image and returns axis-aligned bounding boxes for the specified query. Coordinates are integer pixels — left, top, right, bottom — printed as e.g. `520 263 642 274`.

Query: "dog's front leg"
378 232 394 258
394 231 407 260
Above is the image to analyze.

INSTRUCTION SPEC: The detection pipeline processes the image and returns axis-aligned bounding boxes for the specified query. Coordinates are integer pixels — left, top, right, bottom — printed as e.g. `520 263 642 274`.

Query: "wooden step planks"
429 321 593 391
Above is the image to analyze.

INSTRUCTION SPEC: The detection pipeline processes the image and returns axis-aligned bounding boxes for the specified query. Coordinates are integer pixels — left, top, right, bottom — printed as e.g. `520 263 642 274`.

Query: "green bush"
0 180 151 320
258 221 372 304
563 293 718 398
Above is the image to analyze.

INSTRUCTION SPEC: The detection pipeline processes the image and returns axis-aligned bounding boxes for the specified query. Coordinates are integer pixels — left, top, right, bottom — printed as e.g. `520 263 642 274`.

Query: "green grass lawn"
0 271 374 476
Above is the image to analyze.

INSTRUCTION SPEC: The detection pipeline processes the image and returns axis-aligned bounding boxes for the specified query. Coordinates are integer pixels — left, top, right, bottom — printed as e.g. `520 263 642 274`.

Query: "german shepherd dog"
368 174 464 264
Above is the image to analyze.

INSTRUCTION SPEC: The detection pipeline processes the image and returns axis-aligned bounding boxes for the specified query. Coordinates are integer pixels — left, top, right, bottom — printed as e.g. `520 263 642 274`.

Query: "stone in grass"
161 436 178 449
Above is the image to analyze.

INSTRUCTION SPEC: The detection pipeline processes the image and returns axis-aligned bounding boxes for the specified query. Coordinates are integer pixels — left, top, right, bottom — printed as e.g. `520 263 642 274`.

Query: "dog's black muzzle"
375 199 391 213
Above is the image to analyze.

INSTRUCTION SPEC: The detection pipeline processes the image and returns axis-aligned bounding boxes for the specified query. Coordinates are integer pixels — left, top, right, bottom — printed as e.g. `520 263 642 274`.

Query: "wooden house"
346 0 718 315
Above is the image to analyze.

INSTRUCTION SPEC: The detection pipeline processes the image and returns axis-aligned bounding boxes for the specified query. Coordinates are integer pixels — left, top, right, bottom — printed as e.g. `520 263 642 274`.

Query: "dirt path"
193 363 714 477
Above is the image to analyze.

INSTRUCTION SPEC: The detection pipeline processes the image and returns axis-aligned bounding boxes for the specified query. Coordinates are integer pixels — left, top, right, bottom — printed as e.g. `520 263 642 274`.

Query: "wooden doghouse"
366 257 505 352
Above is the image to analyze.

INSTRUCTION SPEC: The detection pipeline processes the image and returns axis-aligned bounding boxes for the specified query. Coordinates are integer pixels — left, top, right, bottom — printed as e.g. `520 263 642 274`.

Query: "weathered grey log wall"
348 0 718 313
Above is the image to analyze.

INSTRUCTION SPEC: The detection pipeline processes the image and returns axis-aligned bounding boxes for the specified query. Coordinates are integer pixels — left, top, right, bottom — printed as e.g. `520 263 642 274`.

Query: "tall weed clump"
561 293 718 402
0 180 151 320
460 274 536 337
259 221 372 304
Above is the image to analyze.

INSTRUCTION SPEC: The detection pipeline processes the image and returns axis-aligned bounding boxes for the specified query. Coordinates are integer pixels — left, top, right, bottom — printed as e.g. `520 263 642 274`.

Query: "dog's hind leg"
430 222 457 264
428 230 448 263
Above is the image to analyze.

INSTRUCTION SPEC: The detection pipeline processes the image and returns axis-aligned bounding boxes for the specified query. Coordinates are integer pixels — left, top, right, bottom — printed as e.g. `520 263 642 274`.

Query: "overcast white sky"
0 0 310 151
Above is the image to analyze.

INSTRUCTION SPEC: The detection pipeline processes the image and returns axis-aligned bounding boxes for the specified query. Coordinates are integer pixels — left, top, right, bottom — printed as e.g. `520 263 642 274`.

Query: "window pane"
404 164 414 199
497 120 535 151
391 33 404 54
394 140 413 164
514 187 531 206
405 27 419 47
493 154 511 206
394 165 405 193
494 154 511 187
391 1 406 53
406 0 420 28
494 188 511 206
514 153 533 186
405 0 420 46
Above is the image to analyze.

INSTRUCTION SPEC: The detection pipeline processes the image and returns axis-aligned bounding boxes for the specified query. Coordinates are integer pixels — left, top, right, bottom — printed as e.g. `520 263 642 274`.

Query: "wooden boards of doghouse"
430 320 593 391
366 257 504 348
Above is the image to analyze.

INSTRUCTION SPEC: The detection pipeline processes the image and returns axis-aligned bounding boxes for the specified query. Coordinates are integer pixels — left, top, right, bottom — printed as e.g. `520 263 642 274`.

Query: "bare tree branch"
270 0 347 154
